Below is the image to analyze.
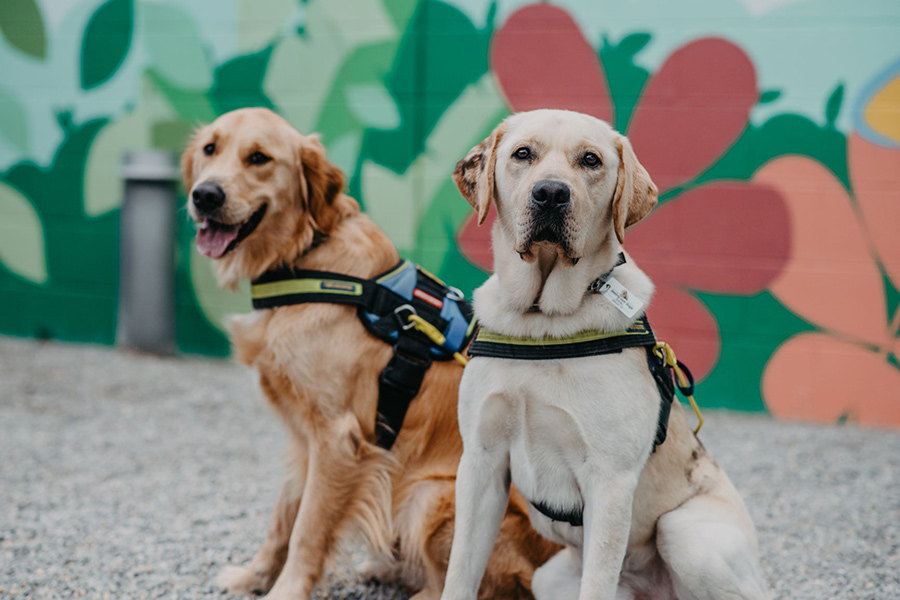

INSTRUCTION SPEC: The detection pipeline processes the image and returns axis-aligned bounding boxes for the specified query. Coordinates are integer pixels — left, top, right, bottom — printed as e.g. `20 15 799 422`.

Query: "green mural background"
1 0 898 425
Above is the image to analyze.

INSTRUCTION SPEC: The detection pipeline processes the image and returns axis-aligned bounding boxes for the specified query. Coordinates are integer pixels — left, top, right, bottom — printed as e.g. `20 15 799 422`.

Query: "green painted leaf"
83 109 151 217
616 33 651 58
208 45 274 115
345 83 400 128
363 74 506 258
0 181 47 284
0 0 46 59
80 0 133 90
759 90 781 104
237 0 297 52
382 0 418 28
264 31 343 133
825 83 844 128
141 3 211 89
0 87 29 152
83 74 182 216
361 160 418 254
319 0 395 47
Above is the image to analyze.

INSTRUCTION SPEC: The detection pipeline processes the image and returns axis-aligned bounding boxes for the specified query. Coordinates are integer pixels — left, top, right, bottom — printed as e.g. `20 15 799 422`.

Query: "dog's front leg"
217 470 305 595
440 447 511 600
263 414 386 600
578 474 639 600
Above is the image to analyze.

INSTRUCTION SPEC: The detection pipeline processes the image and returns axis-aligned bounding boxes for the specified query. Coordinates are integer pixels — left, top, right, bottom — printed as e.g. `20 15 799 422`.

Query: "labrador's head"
181 108 354 286
454 109 657 264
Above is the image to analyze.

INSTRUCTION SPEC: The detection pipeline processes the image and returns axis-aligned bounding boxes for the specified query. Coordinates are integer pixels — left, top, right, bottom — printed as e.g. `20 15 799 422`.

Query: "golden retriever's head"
181 108 357 287
454 109 657 264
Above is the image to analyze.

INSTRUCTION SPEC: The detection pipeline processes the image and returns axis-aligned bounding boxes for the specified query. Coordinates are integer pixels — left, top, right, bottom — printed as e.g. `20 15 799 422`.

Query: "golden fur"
181 108 558 600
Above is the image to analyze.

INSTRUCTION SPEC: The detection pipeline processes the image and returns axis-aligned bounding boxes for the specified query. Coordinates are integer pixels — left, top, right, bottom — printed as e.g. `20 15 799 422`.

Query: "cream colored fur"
441 110 768 600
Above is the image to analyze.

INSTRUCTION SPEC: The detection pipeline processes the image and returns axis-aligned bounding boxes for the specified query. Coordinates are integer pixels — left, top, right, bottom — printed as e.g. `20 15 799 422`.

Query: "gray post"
117 150 179 354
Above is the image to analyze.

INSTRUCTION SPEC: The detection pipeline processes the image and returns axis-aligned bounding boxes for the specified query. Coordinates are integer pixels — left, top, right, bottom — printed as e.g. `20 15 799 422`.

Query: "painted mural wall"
0 0 898 425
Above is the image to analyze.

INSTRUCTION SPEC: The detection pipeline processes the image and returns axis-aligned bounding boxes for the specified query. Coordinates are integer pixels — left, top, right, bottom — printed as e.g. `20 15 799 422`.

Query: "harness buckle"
446 286 465 301
394 304 417 330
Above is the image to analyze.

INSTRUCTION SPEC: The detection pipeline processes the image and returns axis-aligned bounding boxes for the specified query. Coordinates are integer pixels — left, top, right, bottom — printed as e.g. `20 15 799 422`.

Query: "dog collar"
528 252 627 313
587 251 627 293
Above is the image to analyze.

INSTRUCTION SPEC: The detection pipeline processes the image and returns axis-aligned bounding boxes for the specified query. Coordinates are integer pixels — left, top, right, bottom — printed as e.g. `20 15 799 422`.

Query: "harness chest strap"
468 317 700 528
468 315 677 444
467 313 702 528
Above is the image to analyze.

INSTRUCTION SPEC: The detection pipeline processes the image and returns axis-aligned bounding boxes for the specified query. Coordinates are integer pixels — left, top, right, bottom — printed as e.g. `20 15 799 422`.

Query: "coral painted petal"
647 284 720 380
457 206 495 272
763 333 900 427
756 157 890 347
627 182 789 294
491 5 612 121
848 133 900 286
628 38 756 191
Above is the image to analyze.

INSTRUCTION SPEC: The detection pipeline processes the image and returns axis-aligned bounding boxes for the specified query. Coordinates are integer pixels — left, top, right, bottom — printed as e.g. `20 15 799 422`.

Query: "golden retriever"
180 108 558 600
440 109 767 600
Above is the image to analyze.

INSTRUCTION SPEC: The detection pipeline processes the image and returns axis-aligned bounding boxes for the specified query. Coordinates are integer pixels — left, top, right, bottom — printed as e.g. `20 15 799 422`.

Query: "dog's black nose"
531 180 570 209
192 182 226 213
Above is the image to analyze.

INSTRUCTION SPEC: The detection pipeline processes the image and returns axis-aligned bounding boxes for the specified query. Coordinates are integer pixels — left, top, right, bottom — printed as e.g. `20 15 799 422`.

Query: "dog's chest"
464 349 660 533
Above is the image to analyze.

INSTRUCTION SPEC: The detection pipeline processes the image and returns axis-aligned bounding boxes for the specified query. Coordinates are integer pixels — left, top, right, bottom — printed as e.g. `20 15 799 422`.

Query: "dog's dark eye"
582 152 601 168
248 151 271 165
203 143 215 156
514 147 531 161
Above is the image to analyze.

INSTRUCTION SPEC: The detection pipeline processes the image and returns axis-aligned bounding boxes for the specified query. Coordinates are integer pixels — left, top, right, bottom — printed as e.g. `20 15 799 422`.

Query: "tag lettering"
599 277 644 318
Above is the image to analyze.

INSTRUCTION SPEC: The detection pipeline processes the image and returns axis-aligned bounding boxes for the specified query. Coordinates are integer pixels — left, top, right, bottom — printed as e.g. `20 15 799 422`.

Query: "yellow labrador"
440 109 767 600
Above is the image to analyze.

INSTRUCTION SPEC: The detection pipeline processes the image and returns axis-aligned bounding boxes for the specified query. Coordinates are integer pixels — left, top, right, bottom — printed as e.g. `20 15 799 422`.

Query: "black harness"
251 261 477 450
468 315 687 450
466 255 697 528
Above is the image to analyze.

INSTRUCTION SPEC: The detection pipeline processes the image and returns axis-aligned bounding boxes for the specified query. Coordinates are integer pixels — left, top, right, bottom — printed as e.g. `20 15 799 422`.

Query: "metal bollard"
117 150 178 354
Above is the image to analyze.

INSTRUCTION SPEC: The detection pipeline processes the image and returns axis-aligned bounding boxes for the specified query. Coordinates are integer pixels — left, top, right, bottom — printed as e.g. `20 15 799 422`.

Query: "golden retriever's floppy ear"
299 135 350 234
612 135 658 244
453 122 506 225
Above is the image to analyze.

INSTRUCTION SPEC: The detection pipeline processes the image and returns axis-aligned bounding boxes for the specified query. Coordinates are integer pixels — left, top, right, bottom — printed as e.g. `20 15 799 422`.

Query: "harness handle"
408 314 469 367
653 342 703 435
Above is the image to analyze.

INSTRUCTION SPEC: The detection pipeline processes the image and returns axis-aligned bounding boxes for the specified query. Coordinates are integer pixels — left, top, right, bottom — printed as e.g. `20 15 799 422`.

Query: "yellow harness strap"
408 314 469 367
653 342 703 434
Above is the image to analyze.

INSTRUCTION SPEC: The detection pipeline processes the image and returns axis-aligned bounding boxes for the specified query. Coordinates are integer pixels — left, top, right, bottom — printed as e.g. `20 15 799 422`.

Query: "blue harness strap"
250 261 476 449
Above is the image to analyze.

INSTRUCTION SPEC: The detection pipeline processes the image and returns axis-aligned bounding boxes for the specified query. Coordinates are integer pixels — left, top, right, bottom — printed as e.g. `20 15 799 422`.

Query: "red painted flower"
457 4 790 378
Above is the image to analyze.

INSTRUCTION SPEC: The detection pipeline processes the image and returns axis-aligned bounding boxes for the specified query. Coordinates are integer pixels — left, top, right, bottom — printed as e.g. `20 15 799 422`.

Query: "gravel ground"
1 337 898 600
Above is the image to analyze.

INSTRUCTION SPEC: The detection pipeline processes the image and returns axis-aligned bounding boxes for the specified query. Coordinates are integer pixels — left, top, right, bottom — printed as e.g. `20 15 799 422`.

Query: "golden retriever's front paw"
216 564 274 596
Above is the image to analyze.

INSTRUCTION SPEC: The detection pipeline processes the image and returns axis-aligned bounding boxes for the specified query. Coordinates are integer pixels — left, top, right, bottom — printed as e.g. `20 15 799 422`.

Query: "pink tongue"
196 224 240 258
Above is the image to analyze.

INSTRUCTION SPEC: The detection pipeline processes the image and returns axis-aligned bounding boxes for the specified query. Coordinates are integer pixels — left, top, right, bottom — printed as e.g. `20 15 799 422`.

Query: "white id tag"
599 277 644 318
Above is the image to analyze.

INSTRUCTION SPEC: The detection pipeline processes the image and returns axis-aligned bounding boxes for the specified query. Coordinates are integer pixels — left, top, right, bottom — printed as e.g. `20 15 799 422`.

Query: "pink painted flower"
756 134 900 426
458 4 790 379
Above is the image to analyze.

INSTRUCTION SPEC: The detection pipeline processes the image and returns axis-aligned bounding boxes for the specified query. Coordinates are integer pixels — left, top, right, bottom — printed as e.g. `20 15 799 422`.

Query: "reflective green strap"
474 327 647 347
251 278 363 300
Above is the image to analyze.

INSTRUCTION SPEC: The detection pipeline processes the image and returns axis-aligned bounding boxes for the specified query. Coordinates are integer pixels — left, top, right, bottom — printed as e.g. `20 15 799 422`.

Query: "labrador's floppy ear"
453 122 506 225
612 135 658 244
298 134 349 234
